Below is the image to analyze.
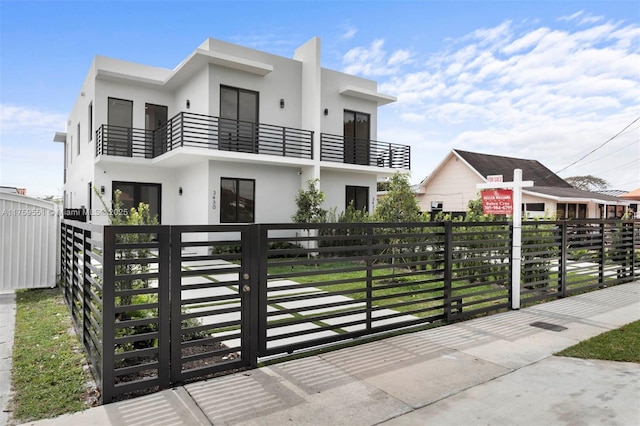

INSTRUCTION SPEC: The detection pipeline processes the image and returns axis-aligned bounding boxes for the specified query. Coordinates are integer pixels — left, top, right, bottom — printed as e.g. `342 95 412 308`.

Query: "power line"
578 138 639 167
555 116 640 174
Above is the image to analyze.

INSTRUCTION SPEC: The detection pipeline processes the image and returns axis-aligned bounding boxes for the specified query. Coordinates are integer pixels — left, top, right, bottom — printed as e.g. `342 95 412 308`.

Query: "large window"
557 203 587 219
220 178 255 223
112 181 161 222
219 86 259 153
107 98 133 156
346 185 369 213
145 103 168 157
344 110 370 165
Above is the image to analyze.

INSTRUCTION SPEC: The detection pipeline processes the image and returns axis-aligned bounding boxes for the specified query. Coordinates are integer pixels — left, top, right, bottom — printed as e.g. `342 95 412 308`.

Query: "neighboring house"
0 186 26 195
415 149 629 219
53 37 409 225
620 188 640 218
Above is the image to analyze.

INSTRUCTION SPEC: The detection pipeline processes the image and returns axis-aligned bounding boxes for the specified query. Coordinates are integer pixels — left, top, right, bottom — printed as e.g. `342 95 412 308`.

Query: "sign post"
477 169 533 309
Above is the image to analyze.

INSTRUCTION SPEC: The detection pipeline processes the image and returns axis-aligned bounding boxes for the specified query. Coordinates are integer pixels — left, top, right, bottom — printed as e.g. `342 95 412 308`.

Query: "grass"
267 260 510 319
9 287 95 423
556 320 640 363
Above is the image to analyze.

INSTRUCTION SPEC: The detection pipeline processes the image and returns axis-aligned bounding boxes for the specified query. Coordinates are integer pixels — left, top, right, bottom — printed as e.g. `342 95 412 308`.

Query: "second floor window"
344 110 370 165
220 86 259 153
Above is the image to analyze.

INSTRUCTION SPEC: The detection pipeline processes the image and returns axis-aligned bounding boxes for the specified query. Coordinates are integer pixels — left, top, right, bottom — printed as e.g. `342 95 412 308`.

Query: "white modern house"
54 37 409 225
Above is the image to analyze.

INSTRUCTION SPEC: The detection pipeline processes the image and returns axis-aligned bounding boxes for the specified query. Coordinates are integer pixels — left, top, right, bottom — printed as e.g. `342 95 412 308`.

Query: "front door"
219 86 259 153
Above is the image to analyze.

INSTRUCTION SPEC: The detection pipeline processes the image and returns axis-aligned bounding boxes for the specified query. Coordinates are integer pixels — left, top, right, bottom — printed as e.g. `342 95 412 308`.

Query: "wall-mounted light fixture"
280 99 285 109
324 108 329 116
179 187 183 196
100 186 105 195
186 100 191 109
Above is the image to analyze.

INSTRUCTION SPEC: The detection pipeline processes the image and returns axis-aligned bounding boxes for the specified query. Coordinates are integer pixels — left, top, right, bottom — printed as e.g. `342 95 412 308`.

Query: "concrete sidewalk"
12 282 640 426
1 291 17 426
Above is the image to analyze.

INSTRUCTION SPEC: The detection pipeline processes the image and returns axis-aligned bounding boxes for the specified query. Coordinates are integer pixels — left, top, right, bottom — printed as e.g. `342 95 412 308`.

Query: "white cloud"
0 104 66 197
372 17 640 189
558 10 604 26
341 27 357 40
0 104 67 136
342 39 412 76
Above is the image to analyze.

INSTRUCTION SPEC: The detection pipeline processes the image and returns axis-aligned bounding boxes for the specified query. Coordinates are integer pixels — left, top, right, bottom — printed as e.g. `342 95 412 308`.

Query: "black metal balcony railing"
95 113 412 169
96 112 314 161
320 133 411 169
96 125 154 158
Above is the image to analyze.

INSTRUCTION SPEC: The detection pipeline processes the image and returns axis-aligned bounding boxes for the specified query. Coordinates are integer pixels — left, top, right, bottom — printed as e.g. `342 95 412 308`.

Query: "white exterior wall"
63 60 97 211
59 37 402 226
320 69 380 139
176 65 210 116
320 170 377 215
420 155 482 212
174 161 210 225
92 162 178 225
208 160 301 224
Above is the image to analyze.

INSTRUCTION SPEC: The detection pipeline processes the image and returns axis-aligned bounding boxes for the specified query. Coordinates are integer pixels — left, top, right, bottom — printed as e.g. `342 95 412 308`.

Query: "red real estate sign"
481 189 514 215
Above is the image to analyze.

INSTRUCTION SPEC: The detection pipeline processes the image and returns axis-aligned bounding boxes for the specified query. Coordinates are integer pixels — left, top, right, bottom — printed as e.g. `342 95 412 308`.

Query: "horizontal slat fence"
60 219 638 403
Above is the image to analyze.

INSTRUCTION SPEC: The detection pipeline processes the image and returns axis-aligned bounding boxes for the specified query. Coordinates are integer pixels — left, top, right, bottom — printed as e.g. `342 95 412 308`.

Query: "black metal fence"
60 219 638 403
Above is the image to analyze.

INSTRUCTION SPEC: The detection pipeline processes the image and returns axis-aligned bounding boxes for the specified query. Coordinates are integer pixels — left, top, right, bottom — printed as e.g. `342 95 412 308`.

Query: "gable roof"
418 149 629 205
453 149 572 187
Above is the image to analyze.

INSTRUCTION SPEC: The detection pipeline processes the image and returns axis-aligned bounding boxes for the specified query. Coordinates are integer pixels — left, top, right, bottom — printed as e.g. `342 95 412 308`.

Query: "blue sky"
1 0 639 197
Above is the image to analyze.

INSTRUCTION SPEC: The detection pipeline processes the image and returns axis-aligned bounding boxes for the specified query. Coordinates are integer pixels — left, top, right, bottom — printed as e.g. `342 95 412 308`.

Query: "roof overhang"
96 49 273 89
53 132 67 143
523 189 630 205
339 85 396 105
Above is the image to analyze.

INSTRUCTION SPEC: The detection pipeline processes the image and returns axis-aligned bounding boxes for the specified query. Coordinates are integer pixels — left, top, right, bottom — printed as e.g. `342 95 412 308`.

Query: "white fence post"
477 169 533 310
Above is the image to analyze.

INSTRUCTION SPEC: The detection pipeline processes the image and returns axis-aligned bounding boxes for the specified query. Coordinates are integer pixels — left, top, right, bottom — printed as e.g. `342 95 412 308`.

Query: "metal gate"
169 225 258 384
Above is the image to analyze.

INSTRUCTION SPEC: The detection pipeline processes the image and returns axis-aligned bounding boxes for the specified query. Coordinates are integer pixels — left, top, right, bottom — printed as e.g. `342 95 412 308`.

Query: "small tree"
372 173 423 272
565 175 609 191
292 179 327 223
373 172 422 223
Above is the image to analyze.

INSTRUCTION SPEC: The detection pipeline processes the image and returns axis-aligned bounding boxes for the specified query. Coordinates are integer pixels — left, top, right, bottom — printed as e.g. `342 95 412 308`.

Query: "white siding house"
55 37 409 225
416 149 629 219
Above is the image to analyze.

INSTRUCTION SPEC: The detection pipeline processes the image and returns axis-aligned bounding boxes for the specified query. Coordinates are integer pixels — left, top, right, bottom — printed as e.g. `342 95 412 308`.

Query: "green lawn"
267 260 510 319
9 288 96 423
556 320 640 363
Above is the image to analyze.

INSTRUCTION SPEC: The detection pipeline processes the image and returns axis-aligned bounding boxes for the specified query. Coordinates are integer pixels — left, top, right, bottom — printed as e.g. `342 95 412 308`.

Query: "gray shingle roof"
454 149 572 188
527 186 627 203
453 149 628 203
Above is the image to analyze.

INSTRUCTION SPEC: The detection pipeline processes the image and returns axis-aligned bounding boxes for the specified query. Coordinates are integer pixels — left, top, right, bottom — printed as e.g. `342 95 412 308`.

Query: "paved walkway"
1 291 17 426
5 282 640 426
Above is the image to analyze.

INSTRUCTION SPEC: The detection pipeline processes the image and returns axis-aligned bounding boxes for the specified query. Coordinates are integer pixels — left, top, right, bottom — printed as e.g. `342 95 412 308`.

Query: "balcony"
96 112 314 160
95 113 411 170
320 133 411 169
